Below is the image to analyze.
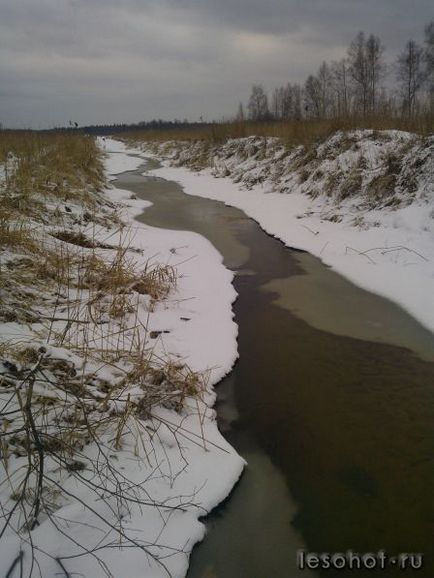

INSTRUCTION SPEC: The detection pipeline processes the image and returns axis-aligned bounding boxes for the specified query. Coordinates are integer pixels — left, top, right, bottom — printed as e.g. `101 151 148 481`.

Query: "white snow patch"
144 133 434 336
101 137 145 177
0 138 244 578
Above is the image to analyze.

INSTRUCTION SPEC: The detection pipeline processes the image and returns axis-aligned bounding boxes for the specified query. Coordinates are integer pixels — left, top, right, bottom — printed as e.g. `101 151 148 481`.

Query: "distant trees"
394 19 434 116
331 59 350 117
271 83 302 120
304 74 322 118
425 21 434 71
271 86 285 119
238 21 433 124
348 32 385 116
396 40 426 117
247 84 270 121
366 34 385 113
317 62 334 117
236 102 245 121
425 21 434 107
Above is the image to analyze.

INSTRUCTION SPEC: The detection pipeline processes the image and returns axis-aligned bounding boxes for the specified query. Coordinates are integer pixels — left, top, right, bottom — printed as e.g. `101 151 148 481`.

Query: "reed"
123 113 433 148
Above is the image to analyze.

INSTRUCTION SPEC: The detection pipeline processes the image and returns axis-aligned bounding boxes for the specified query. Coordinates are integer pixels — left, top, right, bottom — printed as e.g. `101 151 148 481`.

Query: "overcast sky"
0 0 432 128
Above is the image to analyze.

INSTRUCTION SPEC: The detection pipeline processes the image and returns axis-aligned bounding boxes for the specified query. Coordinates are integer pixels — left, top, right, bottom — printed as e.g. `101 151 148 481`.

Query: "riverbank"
0 137 243 578
109 137 434 578
133 131 434 336
102 139 245 576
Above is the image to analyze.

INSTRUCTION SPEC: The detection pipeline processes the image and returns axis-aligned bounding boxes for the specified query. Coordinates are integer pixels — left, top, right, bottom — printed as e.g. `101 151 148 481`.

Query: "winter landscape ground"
0 135 243 578
1 1 434 576
0 126 433 578
133 130 434 335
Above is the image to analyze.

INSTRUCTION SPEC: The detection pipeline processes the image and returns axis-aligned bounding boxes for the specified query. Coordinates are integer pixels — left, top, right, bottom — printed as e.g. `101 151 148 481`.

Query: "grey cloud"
0 0 432 127
65 0 433 39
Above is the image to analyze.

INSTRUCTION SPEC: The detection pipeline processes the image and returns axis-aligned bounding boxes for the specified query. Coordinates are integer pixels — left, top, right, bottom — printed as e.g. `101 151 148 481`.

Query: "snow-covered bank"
141 131 434 335
98 138 244 575
0 137 243 578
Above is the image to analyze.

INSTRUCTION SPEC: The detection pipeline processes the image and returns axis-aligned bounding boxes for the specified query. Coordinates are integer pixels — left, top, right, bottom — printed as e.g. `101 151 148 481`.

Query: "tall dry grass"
0 132 105 219
123 114 434 148
0 130 210 575
0 131 104 179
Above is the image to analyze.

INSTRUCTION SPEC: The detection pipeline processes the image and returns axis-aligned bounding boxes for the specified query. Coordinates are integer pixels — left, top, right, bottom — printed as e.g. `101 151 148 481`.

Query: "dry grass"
0 130 210 575
0 132 105 223
367 174 397 202
0 212 38 251
0 131 104 187
1 130 184 400
123 113 434 149
338 170 363 201
1 130 190 419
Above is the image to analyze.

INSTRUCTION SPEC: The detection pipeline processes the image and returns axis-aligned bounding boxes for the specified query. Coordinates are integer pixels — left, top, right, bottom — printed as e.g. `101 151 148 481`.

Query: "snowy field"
3 129 430 577
142 132 434 336
0 138 244 578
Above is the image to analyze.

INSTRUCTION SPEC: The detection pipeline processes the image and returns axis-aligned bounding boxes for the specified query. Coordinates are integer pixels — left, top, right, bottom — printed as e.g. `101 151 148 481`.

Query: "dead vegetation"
0 132 104 194
0 131 208 576
338 169 363 201
122 114 433 149
131 127 433 213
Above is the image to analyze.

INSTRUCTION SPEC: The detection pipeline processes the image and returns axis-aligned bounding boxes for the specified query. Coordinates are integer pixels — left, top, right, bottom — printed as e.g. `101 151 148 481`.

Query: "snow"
99 140 245 572
0 138 244 578
3 128 431 576
143 132 434 336
101 137 146 176
100 138 240 384
101 137 241 375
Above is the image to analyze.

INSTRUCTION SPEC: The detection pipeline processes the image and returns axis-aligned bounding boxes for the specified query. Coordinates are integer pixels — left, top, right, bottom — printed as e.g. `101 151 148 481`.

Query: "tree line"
242 21 434 122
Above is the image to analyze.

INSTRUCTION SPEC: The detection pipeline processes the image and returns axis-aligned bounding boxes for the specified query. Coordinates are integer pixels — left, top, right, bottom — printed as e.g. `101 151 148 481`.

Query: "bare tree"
348 32 370 116
271 84 302 120
235 22 434 125
377 86 397 117
396 40 426 117
331 59 351 117
271 86 285 119
236 101 245 121
425 21 434 76
247 84 270 121
281 85 290 119
304 74 322 117
317 61 334 117
291 83 303 119
366 34 385 113
424 20 434 107
304 63 333 118
348 32 385 116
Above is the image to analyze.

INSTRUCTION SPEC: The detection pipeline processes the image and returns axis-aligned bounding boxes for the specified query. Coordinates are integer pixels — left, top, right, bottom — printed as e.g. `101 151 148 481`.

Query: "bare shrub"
0 131 206 576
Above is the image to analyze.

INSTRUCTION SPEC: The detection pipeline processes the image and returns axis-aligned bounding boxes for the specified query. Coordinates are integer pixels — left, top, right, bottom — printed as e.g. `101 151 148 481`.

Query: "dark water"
114 164 434 578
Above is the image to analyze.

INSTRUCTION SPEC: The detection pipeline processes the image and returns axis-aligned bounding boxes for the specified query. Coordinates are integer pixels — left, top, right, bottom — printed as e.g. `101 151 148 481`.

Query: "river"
114 161 434 578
